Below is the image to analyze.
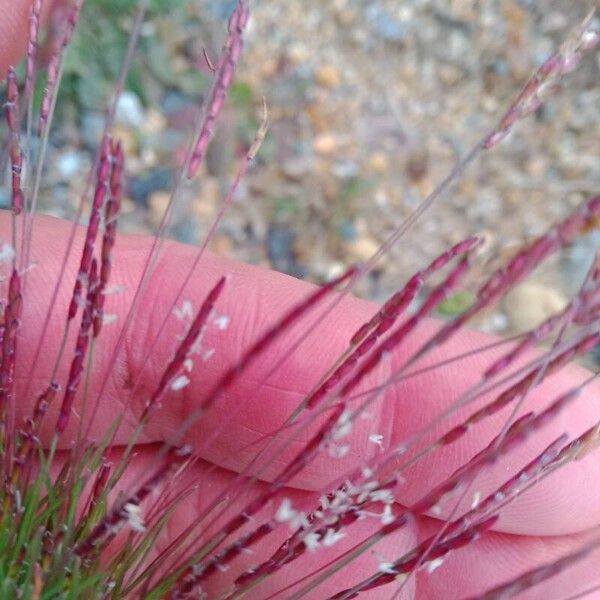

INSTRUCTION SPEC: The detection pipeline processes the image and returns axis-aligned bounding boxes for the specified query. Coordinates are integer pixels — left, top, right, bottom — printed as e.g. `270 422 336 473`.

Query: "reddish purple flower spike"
559 420 600 464
4 67 19 133
307 274 420 409
170 404 346 597
341 254 472 399
469 539 597 600
420 195 600 353
454 436 567 542
187 0 250 178
25 0 43 101
5 67 24 215
12 382 60 477
68 134 112 321
438 333 599 450
0 270 22 413
94 139 124 337
483 10 599 149
331 517 499 599
350 236 478 347
88 460 112 511
176 264 357 427
38 0 83 137
141 275 227 421
485 282 600 378
75 445 192 558
9 147 24 217
57 259 99 434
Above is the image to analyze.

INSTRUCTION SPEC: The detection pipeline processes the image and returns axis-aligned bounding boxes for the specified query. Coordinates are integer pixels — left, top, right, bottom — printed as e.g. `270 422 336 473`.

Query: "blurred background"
7 0 600 342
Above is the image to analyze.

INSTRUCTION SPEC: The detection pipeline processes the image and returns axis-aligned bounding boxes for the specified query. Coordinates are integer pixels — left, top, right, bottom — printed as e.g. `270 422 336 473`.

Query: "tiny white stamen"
322 528 345 547
302 532 321 552
174 300 194 321
292 512 309 530
213 314 230 330
378 561 397 575
103 284 126 295
425 557 444 574
124 503 145 532
275 498 296 523
328 443 350 458
332 410 353 440
102 313 118 326
171 375 190 391
471 491 481 510
380 504 394 525
370 489 394 504
202 348 215 362
0 243 16 262
430 504 442 516
368 433 384 450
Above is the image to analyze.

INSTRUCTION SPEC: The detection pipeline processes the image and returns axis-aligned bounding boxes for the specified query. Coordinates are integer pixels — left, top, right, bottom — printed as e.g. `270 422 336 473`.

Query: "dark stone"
128 168 175 207
266 226 306 279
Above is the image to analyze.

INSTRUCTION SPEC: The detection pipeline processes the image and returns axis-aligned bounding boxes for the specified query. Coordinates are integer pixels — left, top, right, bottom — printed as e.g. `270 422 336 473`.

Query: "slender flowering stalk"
4 68 24 216
0 4 599 600
11 381 59 483
141 275 227 421
24 0 44 102
484 280 600 378
339 252 473 399
484 9 600 149
329 516 500 599
0 268 22 465
416 195 600 357
187 0 250 178
56 258 99 434
68 135 111 321
38 0 83 137
74 445 193 558
468 536 600 600
94 139 124 337
305 236 479 410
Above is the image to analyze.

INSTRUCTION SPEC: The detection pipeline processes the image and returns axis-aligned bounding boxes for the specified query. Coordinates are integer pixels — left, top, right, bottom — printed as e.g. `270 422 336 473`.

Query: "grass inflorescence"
0 1 599 599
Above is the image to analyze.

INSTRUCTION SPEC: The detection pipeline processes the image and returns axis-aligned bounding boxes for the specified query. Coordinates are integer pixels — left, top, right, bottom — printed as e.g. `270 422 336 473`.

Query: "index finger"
7 213 600 541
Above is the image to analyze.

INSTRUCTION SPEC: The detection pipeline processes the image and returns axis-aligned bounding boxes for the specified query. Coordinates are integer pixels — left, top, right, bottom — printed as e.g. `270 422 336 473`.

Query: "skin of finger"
415 516 600 600
125 218 600 537
75 443 418 600
4 213 600 538
0 0 56 75
54 443 600 600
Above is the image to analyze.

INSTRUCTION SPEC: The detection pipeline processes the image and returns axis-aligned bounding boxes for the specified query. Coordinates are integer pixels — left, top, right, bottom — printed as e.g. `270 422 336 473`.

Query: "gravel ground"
13 0 600 343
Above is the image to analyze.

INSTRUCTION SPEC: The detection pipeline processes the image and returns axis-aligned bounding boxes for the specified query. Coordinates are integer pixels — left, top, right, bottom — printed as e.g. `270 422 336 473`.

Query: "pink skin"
2 10 600 598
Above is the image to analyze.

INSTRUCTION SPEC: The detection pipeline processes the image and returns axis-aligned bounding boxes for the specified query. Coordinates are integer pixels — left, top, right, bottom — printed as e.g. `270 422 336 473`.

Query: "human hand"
2 3 600 598
3 211 598 598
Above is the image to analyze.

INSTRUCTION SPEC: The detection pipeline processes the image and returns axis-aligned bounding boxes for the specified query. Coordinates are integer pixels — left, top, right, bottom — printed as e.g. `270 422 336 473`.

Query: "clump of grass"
0 1 599 599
